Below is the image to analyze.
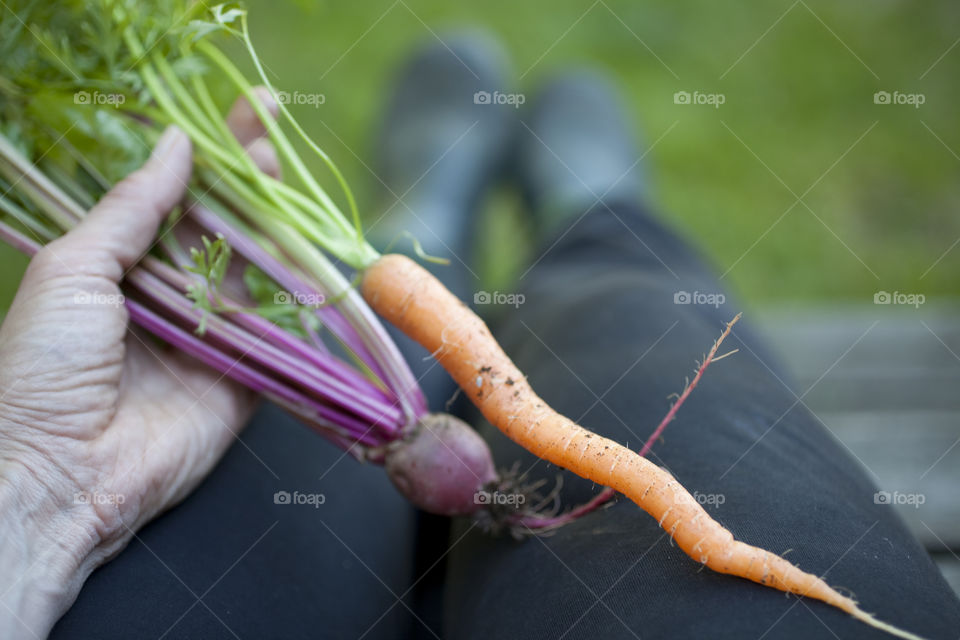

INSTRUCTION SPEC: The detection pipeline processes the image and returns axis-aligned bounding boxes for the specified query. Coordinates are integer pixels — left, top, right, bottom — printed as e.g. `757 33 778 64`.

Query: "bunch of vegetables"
0 1 924 637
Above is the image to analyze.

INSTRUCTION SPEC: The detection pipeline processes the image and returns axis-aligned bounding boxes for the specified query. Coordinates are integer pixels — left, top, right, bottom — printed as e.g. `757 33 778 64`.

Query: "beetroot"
385 413 497 516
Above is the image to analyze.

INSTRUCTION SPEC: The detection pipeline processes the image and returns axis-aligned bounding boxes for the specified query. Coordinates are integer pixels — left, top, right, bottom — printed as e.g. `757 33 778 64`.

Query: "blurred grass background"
3 0 959 310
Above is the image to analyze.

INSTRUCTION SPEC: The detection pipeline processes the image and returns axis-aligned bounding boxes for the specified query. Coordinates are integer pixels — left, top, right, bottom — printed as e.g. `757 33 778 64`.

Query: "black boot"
370 31 516 408
516 70 646 239
370 30 515 275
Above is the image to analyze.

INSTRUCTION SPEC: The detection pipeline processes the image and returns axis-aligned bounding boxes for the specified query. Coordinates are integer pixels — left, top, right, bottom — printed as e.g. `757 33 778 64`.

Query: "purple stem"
336 283 430 420
0 220 42 256
126 298 382 447
143 256 394 409
267 394 368 455
300 312 331 355
0 219 402 448
126 266 403 433
187 204 391 386
0 136 411 452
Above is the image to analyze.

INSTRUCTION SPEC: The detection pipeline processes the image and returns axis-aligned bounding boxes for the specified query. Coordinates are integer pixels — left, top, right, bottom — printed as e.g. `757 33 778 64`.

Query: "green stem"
123 29 237 171
238 14 365 244
185 65 348 254
196 42 337 216
195 40 375 269
152 52 225 144
0 135 83 230
0 192 57 242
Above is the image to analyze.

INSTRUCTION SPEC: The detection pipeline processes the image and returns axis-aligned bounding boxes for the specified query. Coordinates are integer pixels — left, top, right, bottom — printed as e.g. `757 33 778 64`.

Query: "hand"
0 91 278 638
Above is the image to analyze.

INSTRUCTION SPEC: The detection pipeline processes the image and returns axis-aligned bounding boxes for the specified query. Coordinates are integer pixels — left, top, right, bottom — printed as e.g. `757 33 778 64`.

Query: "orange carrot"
362 253 923 640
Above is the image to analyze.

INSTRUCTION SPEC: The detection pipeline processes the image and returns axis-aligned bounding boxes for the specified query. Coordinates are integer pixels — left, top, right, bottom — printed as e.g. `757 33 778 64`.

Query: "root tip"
850 606 927 640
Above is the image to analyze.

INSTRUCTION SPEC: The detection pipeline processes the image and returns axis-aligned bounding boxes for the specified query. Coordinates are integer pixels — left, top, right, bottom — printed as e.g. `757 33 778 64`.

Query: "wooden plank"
755 305 960 380
800 373 960 412
817 410 960 549
753 303 960 557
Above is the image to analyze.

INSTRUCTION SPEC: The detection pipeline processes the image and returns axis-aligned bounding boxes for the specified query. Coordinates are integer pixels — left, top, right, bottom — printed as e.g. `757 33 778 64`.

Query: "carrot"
362 253 924 640
515 311 742 532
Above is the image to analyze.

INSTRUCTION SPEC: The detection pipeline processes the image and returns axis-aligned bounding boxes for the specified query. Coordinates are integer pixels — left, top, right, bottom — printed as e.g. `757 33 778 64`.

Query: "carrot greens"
0 0 422 448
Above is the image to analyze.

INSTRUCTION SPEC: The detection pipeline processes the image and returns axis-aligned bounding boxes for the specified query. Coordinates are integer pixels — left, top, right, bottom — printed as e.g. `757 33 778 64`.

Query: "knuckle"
28 242 71 277
30 238 120 283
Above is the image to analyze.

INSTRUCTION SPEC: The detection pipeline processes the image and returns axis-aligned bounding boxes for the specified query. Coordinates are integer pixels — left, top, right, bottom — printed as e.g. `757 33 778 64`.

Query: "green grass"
3 0 959 311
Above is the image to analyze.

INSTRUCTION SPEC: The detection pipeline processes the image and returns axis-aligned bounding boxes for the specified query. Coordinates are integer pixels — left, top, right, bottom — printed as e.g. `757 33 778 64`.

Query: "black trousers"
52 202 960 639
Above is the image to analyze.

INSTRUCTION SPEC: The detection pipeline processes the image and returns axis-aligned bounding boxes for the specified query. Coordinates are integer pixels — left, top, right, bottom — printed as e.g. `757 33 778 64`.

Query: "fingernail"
150 125 185 160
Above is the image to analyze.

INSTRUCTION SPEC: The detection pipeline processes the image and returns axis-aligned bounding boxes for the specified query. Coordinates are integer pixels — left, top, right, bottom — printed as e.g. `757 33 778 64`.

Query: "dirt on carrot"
362 253 925 640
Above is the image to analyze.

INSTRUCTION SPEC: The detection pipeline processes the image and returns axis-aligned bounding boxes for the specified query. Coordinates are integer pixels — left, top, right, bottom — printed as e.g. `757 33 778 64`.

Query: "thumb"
45 125 192 283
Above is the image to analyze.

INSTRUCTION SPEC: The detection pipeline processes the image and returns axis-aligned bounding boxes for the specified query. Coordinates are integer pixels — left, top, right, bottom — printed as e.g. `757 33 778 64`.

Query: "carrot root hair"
514 313 742 532
849 609 926 640
362 253 926 640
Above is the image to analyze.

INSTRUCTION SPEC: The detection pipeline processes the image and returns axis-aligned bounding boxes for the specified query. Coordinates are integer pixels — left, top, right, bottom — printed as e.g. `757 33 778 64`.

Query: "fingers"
226 86 278 145
226 87 280 178
41 126 192 283
244 137 280 179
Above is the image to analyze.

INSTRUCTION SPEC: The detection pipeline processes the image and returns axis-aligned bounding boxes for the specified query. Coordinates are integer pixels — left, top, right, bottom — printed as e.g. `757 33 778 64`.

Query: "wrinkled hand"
0 91 278 638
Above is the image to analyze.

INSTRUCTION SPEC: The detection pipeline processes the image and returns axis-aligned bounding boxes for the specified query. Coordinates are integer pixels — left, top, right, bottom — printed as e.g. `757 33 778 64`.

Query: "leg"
50 404 421 639
443 75 960 639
